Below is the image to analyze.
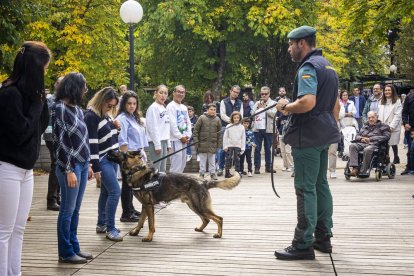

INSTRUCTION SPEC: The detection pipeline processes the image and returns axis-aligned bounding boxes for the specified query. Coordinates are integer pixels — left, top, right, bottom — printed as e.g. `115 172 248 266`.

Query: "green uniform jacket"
193 114 222 153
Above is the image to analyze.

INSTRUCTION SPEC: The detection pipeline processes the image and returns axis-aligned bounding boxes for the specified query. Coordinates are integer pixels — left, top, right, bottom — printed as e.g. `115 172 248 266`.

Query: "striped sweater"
84 109 119 173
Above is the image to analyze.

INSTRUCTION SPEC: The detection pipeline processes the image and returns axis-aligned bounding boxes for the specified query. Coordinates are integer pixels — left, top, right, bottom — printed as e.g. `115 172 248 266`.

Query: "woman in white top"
378 84 402 164
145 84 170 172
339 90 358 129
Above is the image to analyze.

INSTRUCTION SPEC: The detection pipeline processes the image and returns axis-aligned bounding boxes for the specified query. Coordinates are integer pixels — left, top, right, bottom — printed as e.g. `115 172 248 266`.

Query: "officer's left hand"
276 99 289 112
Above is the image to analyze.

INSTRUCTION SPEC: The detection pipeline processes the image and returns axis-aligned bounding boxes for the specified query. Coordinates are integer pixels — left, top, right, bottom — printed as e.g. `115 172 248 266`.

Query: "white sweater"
145 102 170 150
223 123 246 151
166 101 192 142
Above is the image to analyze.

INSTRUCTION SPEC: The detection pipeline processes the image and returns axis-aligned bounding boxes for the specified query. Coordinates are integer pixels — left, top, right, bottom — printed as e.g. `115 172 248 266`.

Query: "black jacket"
402 92 414 127
0 85 49 169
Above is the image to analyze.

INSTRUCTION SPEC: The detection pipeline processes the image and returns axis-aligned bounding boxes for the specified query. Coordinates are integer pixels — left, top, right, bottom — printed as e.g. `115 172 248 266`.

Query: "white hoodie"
145 102 170 150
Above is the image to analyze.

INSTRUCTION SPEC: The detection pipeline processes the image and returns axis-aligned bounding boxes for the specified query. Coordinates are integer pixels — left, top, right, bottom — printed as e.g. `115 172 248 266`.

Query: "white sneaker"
281 167 287 171
287 168 292 172
248 172 252 177
330 172 337 179
186 154 192 162
154 201 168 209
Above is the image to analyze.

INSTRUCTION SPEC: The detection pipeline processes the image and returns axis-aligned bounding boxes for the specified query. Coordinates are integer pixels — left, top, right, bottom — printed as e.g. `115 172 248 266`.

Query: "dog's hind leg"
142 204 155 242
130 207 147 236
186 202 210 232
204 210 223 238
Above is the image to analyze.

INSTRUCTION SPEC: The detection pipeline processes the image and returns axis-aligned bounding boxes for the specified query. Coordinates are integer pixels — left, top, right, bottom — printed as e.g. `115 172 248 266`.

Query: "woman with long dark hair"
0 41 51 275
85 87 123 241
116 91 148 222
53 72 93 264
378 84 402 164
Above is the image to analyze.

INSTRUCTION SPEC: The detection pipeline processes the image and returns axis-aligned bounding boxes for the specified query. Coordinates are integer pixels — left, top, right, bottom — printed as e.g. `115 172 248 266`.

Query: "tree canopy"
0 0 412 104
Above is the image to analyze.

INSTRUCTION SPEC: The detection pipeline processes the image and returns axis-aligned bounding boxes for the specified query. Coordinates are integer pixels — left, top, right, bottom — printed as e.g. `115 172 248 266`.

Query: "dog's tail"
205 173 241 190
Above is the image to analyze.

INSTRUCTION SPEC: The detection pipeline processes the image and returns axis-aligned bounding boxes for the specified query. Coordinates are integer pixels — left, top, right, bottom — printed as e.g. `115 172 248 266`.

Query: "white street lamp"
389 64 397 84
120 0 144 91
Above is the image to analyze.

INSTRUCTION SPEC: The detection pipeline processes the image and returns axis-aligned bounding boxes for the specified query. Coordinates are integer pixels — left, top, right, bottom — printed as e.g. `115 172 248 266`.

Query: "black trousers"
239 148 252 172
120 173 136 217
45 140 60 205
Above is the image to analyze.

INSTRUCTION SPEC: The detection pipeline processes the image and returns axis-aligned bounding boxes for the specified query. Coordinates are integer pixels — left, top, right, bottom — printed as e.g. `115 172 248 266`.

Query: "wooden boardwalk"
22 156 414 276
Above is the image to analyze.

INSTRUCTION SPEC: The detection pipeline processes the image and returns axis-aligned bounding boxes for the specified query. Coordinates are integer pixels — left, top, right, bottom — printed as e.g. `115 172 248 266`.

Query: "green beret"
287 25 316 39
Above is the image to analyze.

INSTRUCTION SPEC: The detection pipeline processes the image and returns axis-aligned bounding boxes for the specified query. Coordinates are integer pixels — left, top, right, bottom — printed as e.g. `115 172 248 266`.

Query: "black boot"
224 170 233 178
274 245 315 260
393 156 400 164
313 236 332 253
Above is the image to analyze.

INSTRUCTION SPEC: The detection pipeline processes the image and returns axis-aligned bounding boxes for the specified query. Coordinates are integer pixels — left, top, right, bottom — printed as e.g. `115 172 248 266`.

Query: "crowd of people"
1 25 414 274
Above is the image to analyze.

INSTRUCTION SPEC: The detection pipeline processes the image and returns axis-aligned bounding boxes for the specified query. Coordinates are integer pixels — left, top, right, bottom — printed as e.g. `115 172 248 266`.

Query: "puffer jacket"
193 114 222 153
355 120 391 145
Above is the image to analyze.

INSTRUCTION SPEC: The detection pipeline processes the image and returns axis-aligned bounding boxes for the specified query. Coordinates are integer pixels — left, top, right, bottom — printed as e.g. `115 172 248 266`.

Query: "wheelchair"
344 140 396 181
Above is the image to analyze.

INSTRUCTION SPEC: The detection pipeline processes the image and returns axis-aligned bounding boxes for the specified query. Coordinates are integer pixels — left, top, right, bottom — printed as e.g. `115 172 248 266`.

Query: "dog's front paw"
194 227 203 232
142 237 153 242
129 230 139 236
213 233 222 238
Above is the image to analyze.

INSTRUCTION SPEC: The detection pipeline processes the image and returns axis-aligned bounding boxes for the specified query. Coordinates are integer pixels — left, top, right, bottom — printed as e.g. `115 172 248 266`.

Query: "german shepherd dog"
107 150 241 242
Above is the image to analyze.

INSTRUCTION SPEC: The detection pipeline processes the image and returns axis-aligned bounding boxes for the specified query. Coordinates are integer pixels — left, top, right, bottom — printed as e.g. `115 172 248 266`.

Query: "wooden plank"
22 147 414 275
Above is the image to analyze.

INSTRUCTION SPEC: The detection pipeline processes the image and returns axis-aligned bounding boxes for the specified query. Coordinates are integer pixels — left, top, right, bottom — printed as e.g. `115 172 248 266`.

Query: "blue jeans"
97 156 121 232
56 162 88 259
216 127 226 170
254 130 273 169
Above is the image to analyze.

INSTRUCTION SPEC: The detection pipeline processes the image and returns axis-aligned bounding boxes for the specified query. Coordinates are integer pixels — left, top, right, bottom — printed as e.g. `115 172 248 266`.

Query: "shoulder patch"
302 74 311 79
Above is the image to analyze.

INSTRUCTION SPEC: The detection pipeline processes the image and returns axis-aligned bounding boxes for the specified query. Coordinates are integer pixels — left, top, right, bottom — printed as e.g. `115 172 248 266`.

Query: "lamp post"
389 64 397 84
120 0 143 91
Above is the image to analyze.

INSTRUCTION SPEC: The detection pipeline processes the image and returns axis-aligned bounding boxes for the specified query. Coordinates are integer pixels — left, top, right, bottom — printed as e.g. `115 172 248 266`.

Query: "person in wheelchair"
349 111 391 176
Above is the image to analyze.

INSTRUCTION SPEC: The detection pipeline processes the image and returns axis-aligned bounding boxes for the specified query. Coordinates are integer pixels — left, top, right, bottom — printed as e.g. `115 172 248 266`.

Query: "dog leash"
151 101 280 198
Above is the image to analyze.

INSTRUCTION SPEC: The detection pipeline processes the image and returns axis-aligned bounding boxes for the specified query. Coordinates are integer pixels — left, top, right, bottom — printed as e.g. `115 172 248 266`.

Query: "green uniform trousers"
291 145 333 249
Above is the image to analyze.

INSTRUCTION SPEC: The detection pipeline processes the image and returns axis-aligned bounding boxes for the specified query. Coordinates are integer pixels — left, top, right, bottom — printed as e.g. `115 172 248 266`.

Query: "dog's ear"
127 150 142 157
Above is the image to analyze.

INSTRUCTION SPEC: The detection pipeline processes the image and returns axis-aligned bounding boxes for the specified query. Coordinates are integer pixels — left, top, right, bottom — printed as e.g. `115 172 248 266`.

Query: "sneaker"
120 213 139 222
254 168 260 174
154 201 168 209
274 245 315 260
247 172 252 177
330 172 337 179
210 174 218 180
217 169 223 176
96 225 107 233
281 167 287 171
287 168 292 172
106 229 123 242
265 167 276 173
58 254 87 264
313 237 332 253
186 154 192 162
199 173 205 179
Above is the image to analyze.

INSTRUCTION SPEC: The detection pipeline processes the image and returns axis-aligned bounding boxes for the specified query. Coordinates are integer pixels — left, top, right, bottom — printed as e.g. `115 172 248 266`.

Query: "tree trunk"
212 41 226 101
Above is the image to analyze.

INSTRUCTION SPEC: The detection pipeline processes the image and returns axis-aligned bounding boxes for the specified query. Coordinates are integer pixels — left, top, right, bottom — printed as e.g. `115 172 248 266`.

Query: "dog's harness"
130 172 165 192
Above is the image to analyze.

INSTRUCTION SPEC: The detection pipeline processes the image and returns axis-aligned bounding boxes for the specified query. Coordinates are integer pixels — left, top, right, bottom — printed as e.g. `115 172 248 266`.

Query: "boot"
313 236 332 253
224 169 233 178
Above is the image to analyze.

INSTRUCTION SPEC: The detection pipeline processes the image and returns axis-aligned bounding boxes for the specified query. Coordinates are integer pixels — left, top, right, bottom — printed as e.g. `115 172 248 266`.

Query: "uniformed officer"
274 26 340 260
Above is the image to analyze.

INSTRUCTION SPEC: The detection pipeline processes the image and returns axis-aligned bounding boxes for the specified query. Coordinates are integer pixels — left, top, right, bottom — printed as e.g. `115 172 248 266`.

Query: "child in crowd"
193 104 222 179
186 106 198 161
276 110 294 172
239 118 255 177
223 112 245 178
